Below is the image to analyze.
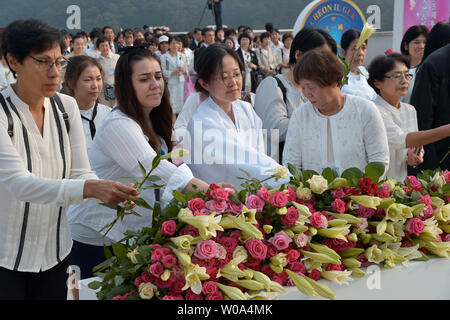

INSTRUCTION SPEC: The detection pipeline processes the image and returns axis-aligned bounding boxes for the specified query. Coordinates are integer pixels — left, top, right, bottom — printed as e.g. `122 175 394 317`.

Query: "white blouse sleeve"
282 107 303 169
95 116 193 199
254 77 290 141
160 55 171 79
377 109 409 150
174 92 200 142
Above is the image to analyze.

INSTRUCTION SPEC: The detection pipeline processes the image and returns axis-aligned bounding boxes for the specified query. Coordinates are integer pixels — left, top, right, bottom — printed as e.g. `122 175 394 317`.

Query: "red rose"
331 199 347 213
358 178 378 195
308 269 321 281
286 249 300 263
281 207 299 227
161 220 177 236
162 254 177 268
202 281 218 295
206 291 223 300
289 261 306 274
185 289 203 300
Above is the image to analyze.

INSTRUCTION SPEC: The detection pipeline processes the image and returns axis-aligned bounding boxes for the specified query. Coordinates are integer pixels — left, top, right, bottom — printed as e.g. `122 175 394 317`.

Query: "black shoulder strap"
0 93 14 137
52 93 70 134
273 76 287 105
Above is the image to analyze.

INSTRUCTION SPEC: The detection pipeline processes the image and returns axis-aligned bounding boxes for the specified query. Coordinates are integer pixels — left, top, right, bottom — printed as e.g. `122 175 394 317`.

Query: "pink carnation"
286 249 300 263
287 187 297 202
443 170 450 183
245 195 265 212
245 239 268 260
268 231 292 250
161 220 177 236
310 211 328 228
281 207 299 226
406 218 425 236
194 240 218 260
418 195 432 206
421 205 434 220
331 199 347 213
205 200 228 214
332 188 346 199
270 191 288 208
404 176 421 189
376 187 390 199
257 186 271 202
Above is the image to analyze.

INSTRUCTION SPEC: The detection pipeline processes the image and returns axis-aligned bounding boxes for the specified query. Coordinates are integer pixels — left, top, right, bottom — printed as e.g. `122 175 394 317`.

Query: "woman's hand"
83 180 140 205
407 149 424 167
216 182 234 189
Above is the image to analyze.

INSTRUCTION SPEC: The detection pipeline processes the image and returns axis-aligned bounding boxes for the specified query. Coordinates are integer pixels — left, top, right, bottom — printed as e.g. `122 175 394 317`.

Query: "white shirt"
97 52 120 87
174 92 204 143
254 74 308 160
374 95 421 181
84 47 100 59
0 86 97 272
0 63 16 90
183 97 288 188
67 109 194 245
341 66 377 101
283 95 390 175
79 102 111 154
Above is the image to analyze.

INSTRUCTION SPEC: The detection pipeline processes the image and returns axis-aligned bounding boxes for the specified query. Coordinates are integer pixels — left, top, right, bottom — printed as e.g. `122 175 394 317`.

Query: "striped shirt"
0 86 97 272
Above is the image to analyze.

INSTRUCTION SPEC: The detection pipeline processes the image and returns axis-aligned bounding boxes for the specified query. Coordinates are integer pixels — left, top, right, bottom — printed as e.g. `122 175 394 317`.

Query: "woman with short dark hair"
369 53 450 181
236 32 259 92
283 49 389 174
0 19 138 299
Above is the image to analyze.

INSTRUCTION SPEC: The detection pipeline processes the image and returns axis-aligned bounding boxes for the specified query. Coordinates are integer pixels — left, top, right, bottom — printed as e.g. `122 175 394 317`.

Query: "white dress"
283 94 390 175
254 74 308 161
341 66 377 101
183 97 289 188
67 109 194 245
160 52 188 114
374 95 422 181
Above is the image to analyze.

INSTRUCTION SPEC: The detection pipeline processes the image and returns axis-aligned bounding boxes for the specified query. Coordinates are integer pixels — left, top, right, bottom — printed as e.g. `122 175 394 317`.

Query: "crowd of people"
0 17 449 300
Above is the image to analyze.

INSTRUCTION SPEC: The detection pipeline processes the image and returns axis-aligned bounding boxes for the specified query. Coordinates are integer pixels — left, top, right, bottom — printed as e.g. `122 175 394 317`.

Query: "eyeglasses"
215 72 243 85
28 55 68 71
385 73 413 82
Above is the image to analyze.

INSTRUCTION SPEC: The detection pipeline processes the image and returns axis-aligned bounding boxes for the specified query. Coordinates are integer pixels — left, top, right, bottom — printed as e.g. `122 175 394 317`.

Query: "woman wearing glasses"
368 53 450 181
0 19 138 300
184 43 288 187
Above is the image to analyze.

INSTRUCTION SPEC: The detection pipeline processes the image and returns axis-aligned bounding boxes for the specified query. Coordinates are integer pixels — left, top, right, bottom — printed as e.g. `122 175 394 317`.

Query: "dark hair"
400 25 429 55
238 32 252 44
243 27 253 34
64 55 104 96
193 27 202 34
289 28 337 66
202 27 214 36
340 29 362 51
225 28 237 37
368 53 411 94
89 28 103 40
271 29 280 35
422 22 450 63
96 36 109 48
294 49 344 87
115 48 173 152
102 26 114 34
124 29 133 36
237 25 246 33
194 43 244 95
71 34 84 44
282 32 293 44
260 32 271 40
177 34 189 48
265 22 274 33
2 19 62 78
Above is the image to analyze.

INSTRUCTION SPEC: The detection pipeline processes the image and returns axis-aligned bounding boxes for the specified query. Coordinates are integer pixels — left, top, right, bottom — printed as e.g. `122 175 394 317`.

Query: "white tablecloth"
73 258 450 300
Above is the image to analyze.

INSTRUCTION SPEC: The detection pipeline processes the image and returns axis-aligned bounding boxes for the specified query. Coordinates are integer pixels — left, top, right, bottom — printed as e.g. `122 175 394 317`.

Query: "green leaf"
92 256 117 273
103 245 113 259
133 197 153 210
99 203 122 211
287 163 303 182
341 167 364 185
151 150 162 170
172 190 187 204
138 160 147 178
322 168 336 183
365 162 386 183
238 168 251 178
302 170 319 182
87 281 102 290
111 242 128 260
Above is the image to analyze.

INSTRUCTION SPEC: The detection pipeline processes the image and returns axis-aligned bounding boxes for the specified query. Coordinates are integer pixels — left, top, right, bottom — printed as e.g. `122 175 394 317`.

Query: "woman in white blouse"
184 44 288 188
255 32 277 79
254 27 337 162
283 49 389 175
64 56 110 154
160 36 188 115
368 53 450 181
0 19 138 300
67 48 218 279
340 29 377 101
96 37 120 108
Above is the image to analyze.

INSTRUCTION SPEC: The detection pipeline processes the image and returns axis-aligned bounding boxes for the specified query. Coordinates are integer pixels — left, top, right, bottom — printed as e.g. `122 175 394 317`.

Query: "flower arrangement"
89 156 450 300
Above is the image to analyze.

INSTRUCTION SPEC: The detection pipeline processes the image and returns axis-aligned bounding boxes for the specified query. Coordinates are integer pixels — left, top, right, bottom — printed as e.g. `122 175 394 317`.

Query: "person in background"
255 32 277 78
235 32 259 93
160 36 188 115
410 22 450 172
156 35 169 58
84 28 102 58
400 25 429 103
216 27 225 43
340 29 377 101
60 30 72 56
96 37 120 107
133 28 145 43
283 49 389 175
224 37 235 50
190 28 203 51
212 0 223 29
194 27 216 66
115 31 124 47
59 35 85 94
0 18 138 300
253 35 261 50
225 28 239 49
270 29 284 64
254 27 337 162
102 26 117 54
369 53 450 181
278 32 293 75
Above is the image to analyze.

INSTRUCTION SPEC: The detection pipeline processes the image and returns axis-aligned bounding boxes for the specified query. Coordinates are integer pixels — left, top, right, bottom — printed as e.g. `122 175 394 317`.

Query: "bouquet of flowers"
89 154 450 300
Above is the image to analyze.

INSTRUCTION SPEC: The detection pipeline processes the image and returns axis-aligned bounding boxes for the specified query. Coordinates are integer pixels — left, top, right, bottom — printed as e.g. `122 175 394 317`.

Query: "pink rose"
418 195 432 206
179 225 199 237
332 188 346 199
224 187 235 195
161 220 177 236
151 248 164 261
443 170 450 183
134 276 143 288
216 244 227 260
268 231 292 250
149 244 162 250
376 187 390 199
257 186 271 202
357 205 376 218
286 249 300 263
141 271 152 283
293 233 308 248
404 176 421 189
270 191 288 208
287 187 297 202
281 207 299 226
210 188 229 201
149 262 164 277
188 198 206 213
245 239 268 260
309 212 328 228
194 208 211 216
245 195 265 212
194 240 218 260
205 200 228 214
202 281 218 295
219 237 238 253
162 254 177 268
331 199 347 213
406 218 424 236
206 291 223 300
228 201 244 215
